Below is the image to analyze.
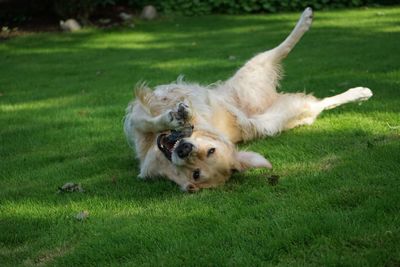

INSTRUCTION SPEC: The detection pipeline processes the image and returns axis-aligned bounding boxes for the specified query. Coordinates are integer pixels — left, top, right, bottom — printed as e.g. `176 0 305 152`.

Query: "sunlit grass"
1 6 400 266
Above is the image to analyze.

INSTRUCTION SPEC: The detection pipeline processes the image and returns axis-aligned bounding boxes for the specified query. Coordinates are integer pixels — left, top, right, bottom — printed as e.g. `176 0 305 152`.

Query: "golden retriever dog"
124 8 373 192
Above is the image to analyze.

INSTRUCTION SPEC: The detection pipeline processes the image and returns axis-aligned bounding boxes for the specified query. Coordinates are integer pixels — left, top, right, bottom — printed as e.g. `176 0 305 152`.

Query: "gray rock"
98 18 111 25
119 12 133 22
141 5 157 20
1 26 10 33
60 19 81 32
58 182 84 193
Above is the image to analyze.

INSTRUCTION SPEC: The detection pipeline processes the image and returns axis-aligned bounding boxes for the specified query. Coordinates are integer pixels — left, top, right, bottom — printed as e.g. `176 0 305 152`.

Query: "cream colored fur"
124 8 373 192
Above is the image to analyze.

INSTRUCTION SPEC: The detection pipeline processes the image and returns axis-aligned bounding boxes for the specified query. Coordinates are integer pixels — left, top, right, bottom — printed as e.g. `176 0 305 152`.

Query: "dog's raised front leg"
125 102 192 134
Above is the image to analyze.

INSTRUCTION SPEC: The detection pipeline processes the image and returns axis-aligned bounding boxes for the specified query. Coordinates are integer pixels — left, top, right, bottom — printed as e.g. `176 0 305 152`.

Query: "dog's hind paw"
347 87 373 102
300 7 313 30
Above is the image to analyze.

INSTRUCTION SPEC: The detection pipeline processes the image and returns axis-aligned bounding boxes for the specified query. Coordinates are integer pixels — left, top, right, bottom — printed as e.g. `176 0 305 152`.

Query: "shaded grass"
1 7 400 266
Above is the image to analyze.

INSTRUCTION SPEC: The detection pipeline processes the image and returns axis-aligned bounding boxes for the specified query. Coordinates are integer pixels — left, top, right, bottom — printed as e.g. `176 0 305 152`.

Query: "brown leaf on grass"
77 110 89 117
266 175 280 186
23 245 74 266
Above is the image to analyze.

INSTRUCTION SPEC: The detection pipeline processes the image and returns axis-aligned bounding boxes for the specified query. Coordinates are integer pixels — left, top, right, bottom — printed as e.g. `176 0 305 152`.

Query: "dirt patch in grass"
23 245 74 267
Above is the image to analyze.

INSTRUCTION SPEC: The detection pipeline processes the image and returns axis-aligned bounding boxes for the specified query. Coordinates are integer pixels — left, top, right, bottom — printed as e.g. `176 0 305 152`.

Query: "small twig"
387 122 400 130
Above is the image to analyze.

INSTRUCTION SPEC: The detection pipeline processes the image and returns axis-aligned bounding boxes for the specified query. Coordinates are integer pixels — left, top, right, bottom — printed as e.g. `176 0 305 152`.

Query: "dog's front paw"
168 102 192 128
176 102 192 121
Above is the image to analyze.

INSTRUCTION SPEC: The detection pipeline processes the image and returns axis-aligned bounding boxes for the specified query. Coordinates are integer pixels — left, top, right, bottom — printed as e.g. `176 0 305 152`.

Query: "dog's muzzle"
157 126 193 161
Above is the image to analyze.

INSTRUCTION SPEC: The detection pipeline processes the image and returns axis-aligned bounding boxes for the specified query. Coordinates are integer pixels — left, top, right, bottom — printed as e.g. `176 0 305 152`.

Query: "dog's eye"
192 169 201 180
207 148 216 157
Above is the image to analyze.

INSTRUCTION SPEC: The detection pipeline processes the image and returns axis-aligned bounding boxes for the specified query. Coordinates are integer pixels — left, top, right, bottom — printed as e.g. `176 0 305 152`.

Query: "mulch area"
0 16 60 41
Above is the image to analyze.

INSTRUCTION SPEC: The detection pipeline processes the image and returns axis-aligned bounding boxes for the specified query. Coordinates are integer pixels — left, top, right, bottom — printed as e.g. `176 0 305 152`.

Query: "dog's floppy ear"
234 151 272 171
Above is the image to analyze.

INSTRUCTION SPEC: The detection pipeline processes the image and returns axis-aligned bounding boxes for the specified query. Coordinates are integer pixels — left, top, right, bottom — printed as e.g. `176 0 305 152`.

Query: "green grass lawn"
1 7 400 266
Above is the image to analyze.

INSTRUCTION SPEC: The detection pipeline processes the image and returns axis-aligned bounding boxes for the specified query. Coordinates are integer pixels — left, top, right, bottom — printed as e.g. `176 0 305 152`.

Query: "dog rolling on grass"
124 8 373 192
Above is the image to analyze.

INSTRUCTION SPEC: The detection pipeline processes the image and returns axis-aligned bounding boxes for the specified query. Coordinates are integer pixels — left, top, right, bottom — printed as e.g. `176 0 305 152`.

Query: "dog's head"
157 128 272 192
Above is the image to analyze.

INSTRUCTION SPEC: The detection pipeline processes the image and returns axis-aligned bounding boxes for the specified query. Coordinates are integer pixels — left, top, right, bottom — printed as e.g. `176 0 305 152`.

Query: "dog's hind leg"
317 87 373 110
289 87 373 128
239 92 318 140
268 7 313 62
221 8 313 115
240 87 373 140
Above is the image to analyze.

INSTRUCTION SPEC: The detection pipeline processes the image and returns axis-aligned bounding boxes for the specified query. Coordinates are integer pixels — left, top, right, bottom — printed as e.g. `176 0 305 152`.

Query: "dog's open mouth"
157 126 193 161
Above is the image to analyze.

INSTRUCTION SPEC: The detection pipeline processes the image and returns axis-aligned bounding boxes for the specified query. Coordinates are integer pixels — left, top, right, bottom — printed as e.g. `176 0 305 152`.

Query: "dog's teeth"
172 141 179 151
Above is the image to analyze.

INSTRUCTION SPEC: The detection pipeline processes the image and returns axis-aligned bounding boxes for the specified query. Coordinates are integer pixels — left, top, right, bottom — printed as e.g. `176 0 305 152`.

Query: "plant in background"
149 0 399 15
53 0 115 23
0 0 398 26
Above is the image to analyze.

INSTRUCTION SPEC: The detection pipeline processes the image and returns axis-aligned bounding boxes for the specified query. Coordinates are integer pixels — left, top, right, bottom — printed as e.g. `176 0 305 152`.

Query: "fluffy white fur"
124 8 373 192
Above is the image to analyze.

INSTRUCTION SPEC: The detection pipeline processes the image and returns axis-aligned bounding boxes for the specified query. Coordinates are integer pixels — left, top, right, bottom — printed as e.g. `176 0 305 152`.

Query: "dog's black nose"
176 142 193 158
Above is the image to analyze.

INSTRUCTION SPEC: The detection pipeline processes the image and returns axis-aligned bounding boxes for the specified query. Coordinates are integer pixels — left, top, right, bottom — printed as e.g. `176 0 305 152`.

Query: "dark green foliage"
0 0 53 24
53 0 116 21
152 0 399 15
0 0 115 24
0 0 399 22
51 0 399 17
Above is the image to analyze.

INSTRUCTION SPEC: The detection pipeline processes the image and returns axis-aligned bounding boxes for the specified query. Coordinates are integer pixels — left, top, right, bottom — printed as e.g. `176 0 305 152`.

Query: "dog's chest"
209 101 242 143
